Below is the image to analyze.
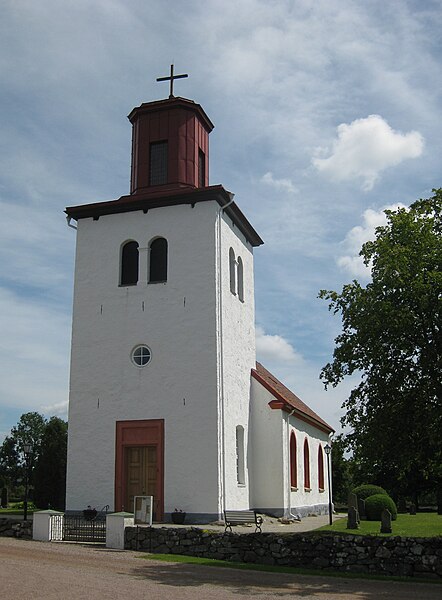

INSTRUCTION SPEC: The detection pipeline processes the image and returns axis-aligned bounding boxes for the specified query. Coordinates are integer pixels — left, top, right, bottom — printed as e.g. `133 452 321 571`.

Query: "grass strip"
140 553 441 584
317 513 442 538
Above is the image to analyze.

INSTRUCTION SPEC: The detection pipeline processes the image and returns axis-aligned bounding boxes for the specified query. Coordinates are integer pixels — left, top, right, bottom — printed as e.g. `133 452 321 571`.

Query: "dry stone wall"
125 526 442 579
0 518 32 539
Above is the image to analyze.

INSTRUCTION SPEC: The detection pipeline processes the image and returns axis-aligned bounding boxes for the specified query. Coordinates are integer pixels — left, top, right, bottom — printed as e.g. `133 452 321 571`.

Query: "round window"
131 345 152 367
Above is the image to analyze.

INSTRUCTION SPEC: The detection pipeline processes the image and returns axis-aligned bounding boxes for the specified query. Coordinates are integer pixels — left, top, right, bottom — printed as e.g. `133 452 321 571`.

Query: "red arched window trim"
304 438 310 489
318 445 325 490
290 432 297 488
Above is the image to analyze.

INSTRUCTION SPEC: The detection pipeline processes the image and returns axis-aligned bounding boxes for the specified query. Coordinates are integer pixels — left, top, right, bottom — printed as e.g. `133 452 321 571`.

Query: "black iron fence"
62 514 107 543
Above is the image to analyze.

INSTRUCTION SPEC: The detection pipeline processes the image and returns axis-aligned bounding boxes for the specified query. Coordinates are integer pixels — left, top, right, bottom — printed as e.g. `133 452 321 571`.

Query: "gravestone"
357 497 366 519
409 503 416 515
380 508 392 533
348 492 360 523
347 506 359 529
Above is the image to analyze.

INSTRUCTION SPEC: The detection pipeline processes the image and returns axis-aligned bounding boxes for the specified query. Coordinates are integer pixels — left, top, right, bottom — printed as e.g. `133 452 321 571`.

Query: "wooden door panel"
115 420 164 520
124 446 157 513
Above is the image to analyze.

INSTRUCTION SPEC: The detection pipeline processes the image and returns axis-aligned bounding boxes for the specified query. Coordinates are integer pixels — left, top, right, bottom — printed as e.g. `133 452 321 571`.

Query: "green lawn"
318 513 442 537
0 502 38 516
0 508 37 515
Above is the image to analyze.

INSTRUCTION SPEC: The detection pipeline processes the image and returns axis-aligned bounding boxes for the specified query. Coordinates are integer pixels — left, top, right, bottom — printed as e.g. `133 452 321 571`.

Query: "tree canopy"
320 189 441 504
0 412 67 509
34 417 68 510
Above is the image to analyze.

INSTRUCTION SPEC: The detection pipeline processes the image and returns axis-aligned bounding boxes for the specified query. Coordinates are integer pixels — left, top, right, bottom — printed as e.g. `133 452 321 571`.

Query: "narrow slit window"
120 241 139 286
237 256 244 302
198 148 206 187
229 248 236 295
149 237 168 283
236 425 245 485
150 141 168 185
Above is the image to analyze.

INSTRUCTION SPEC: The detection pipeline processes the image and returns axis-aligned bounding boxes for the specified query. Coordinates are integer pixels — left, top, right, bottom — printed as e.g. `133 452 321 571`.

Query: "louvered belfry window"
150 141 168 185
198 148 205 187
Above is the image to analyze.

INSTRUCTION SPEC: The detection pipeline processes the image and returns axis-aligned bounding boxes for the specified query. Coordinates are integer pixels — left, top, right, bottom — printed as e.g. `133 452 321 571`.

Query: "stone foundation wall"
0 518 32 539
125 526 442 579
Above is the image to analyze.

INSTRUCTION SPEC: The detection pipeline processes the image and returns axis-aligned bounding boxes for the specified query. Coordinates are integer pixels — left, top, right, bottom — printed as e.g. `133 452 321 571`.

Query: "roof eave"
252 368 335 435
65 185 264 247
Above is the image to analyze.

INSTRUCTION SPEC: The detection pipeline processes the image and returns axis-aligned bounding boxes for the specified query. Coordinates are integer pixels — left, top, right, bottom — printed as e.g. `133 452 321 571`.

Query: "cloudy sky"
1 0 441 442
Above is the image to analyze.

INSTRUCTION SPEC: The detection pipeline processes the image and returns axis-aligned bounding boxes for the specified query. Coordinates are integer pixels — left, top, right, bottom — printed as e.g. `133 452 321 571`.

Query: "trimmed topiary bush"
352 484 387 500
365 493 397 521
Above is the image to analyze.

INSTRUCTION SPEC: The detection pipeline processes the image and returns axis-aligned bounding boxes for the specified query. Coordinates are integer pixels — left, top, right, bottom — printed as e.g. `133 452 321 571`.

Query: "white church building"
65 83 334 522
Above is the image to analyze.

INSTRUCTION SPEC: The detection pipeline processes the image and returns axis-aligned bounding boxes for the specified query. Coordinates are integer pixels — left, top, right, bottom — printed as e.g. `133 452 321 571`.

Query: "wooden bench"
224 510 263 533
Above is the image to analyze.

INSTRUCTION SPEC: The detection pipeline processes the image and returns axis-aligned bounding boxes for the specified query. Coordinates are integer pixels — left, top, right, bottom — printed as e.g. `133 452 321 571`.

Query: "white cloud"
255 326 301 363
261 172 297 194
312 115 424 190
40 400 68 420
337 203 407 277
0 288 71 414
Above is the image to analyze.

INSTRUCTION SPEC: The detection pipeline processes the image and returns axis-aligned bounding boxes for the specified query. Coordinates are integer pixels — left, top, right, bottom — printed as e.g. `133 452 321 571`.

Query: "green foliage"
365 494 398 521
330 435 353 503
319 512 441 537
10 500 37 510
33 417 68 510
0 412 67 509
352 484 388 501
319 190 442 504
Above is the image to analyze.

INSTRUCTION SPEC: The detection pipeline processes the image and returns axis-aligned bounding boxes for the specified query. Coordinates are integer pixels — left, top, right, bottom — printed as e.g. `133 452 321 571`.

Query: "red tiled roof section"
252 362 334 434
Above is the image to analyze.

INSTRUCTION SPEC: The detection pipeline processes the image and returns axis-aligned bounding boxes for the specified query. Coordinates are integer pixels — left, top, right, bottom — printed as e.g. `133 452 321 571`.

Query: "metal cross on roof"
156 64 188 99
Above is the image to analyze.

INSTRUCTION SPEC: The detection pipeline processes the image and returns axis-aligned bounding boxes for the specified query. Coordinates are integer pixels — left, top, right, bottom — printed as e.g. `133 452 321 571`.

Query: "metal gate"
63 514 106 543
50 513 107 544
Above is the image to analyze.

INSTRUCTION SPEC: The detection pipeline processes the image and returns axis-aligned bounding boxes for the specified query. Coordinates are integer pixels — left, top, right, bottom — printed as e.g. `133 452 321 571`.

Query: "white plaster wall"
287 416 331 513
216 212 257 511
249 378 285 510
249 377 331 515
66 201 223 515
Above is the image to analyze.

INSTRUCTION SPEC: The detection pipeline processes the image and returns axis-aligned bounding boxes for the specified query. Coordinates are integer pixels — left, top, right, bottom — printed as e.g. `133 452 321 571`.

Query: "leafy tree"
320 189 441 507
0 436 20 490
34 417 68 510
330 434 353 504
0 412 47 495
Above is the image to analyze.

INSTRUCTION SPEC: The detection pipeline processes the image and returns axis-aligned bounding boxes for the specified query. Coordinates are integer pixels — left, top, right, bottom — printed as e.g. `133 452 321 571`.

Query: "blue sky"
1 0 441 442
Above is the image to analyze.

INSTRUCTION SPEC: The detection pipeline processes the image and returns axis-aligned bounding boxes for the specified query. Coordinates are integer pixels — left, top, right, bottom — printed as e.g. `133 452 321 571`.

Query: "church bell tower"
65 68 263 522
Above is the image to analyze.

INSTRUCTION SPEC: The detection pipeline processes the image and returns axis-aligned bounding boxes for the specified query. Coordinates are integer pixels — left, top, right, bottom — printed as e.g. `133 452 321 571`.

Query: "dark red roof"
251 362 334 434
127 96 215 132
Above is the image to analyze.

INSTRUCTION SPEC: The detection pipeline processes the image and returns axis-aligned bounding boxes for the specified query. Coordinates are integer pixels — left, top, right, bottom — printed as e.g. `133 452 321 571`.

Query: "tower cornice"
65 185 264 247
128 96 214 133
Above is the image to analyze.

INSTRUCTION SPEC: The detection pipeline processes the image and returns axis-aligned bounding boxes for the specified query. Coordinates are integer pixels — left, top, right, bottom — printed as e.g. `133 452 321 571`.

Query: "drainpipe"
285 408 301 521
216 193 235 519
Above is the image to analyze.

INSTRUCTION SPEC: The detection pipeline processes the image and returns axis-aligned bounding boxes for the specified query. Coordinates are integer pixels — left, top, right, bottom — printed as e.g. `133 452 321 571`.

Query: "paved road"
1 537 440 600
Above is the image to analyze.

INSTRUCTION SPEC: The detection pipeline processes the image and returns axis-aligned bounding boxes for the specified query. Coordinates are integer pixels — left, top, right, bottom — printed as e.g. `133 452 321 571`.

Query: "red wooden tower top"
128 96 214 195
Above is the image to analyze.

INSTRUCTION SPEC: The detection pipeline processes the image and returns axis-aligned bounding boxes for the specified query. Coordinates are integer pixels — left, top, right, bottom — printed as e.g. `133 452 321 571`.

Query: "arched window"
229 247 236 295
318 445 325 490
290 432 297 488
237 256 244 302
149 237 168 283
303 438 310 489
120 241 139 286
236 425 245 485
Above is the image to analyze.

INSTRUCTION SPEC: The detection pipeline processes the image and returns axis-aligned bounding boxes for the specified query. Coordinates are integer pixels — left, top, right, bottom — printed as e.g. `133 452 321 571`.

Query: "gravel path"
1 537 440 600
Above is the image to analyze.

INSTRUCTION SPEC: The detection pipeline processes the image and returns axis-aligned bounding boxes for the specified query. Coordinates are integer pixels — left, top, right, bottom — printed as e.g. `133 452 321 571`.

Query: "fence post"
106 512 134 549
33 510 64 542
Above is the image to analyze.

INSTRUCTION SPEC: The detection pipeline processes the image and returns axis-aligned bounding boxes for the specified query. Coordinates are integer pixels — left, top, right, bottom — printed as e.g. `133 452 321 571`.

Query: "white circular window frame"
131 345 152 368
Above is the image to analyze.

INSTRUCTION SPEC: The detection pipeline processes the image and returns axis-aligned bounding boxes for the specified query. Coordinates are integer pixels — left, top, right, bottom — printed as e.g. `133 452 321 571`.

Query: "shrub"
352 484 387 500
365 494 397 521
